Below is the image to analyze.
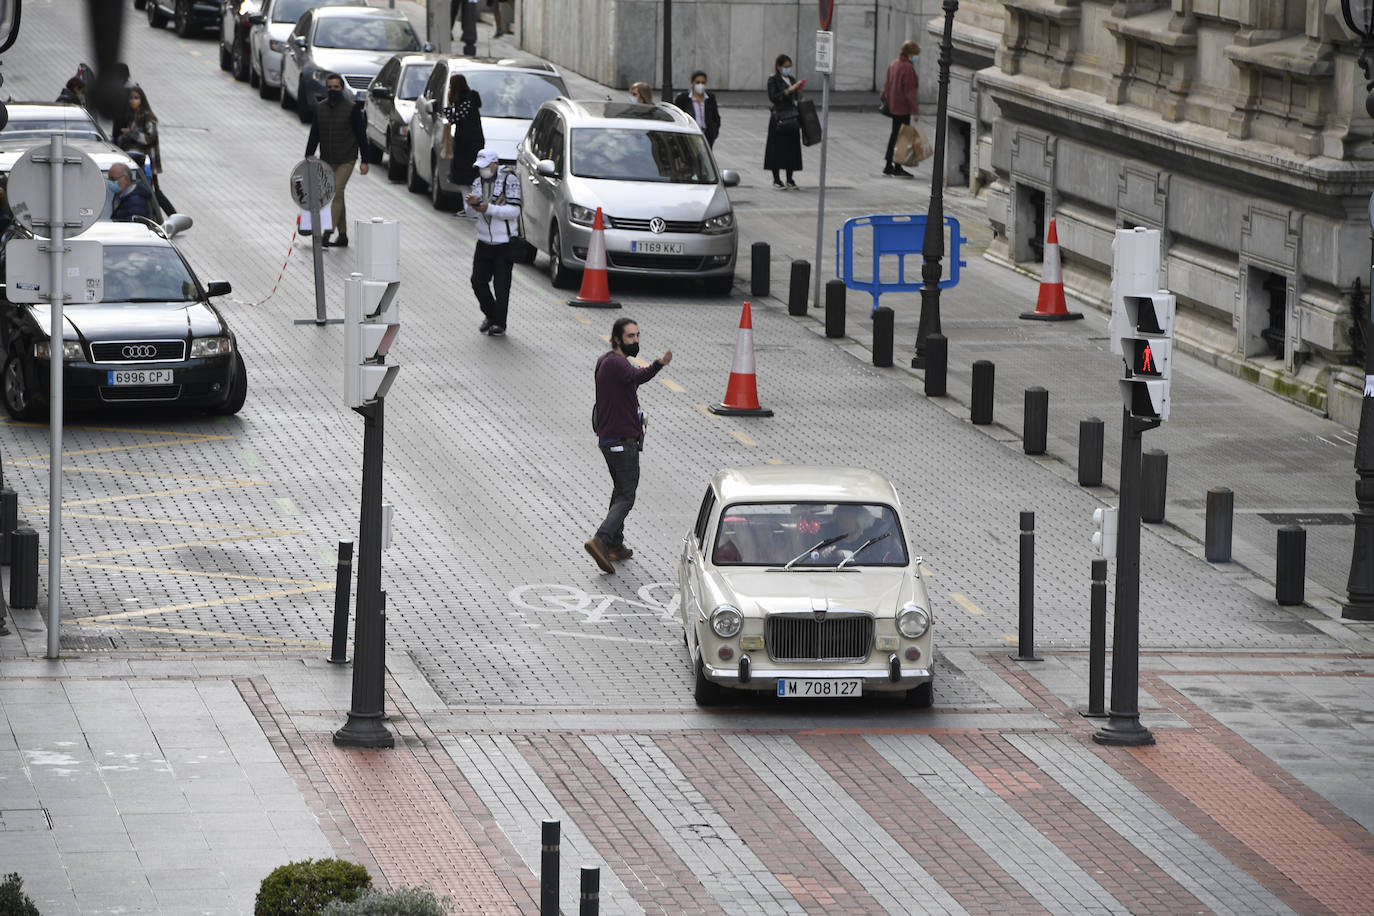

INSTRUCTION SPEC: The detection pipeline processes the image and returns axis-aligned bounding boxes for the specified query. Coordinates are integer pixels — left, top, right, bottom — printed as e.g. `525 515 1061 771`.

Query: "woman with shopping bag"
879 40 920 177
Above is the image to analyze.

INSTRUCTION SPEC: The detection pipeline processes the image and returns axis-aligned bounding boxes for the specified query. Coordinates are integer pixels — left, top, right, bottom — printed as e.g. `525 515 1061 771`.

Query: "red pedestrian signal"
1120 293 1174 421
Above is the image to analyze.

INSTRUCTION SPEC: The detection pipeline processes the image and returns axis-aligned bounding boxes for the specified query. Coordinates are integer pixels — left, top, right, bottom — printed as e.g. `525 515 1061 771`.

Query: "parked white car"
679 467 934 707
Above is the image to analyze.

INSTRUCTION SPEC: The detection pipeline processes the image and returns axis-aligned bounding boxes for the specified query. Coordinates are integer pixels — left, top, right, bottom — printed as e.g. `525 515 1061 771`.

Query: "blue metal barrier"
836 214 968 313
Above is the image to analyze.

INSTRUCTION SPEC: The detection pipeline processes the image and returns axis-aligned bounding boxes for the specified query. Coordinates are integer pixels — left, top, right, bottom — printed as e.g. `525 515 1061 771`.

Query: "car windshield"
570 128 717 183
313 17 419 51
1 117 105 143
713 502 907 567
273 0 356 23
460 70 564 119
98 245 198 304
399 63 435 100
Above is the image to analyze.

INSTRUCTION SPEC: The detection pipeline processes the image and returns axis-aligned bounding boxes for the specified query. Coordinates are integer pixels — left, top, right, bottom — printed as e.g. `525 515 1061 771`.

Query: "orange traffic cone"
1020 219 1082 321
708 301 774 417
568 206 620 309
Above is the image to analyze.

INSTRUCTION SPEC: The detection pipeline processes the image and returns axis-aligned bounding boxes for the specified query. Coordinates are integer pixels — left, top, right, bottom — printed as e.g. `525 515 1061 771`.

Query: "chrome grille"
99 385 181 402
765 614 873 662
90 340 186 363
606 253 705 271
343 74 372 90
607 216 704 233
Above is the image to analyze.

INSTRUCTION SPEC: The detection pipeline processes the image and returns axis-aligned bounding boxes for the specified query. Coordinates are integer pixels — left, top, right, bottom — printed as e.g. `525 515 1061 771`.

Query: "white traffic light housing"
1092 507 1118 559
1119 291 1174 421
344 272 400 409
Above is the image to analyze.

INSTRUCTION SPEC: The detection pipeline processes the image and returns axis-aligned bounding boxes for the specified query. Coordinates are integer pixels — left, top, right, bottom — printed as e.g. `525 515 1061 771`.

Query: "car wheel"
906 681 934 709
147 0 168 28
2 353 40 422
296 79 312 123
693 654 722 707
548 222 578 290
210 351 248 416
430 154 457 210
173 0 195 37
406 150 425 193
386 133 406 182
231 37 250 82
705 274 734 296
219 37 232 71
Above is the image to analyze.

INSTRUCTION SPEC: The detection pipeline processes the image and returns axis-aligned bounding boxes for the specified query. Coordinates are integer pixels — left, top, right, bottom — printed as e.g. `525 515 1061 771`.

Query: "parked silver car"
279 5 427 122
516 99 739 293
406 57 566 210
362 52 442 183
247 0 364 100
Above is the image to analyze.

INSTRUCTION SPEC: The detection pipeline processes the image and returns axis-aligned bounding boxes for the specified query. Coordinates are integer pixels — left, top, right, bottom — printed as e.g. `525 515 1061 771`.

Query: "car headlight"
190 336 233 358
268 38 285 52
568 204 596 227
33 341 84 361
897 605 931 639
710 605 742 638
703 212 734 234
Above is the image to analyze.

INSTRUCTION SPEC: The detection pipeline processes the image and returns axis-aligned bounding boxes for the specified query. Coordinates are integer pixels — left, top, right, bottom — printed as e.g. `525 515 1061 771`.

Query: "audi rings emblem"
649 217 667 234
122 344 158 359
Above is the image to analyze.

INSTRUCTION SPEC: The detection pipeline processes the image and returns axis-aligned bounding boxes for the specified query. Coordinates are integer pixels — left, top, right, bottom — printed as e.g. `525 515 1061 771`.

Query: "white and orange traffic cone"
708 301 774 417
1020 219 1082 321
568 206 620 309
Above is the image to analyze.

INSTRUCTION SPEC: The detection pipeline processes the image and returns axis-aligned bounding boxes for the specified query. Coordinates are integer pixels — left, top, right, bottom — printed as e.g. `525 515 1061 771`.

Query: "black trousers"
596 442 640 549
885 113 911 164
471 240 512 326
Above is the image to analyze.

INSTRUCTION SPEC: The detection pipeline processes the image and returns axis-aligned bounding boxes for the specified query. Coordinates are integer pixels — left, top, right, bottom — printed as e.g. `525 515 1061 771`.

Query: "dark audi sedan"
1 221 246 419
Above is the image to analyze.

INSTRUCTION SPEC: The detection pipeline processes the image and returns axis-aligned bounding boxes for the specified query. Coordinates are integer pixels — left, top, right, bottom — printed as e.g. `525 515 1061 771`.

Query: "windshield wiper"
836 532 891 569
783 534 846 570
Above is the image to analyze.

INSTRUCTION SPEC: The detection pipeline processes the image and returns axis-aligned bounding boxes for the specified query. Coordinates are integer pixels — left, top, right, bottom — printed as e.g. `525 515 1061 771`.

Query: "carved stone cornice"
1224 34 1335 155
997 0 1082 90
1104 8 1198 120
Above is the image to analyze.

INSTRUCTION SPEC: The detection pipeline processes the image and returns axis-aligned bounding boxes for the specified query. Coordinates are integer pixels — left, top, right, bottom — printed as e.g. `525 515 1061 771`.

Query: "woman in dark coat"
763 53 804 189
444 74 485 192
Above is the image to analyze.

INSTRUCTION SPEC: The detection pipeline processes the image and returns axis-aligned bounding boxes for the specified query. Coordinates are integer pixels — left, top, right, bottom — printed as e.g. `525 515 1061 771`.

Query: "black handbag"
774 107 800 134
879 98 891 116
798 99 822 146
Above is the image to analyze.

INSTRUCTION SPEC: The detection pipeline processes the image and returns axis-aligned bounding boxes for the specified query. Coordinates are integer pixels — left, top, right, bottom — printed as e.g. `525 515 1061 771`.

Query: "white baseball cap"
473 149 499 168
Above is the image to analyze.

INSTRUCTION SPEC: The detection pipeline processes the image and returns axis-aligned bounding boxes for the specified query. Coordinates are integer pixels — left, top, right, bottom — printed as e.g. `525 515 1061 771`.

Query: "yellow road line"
695 403 712 416
572 313 591 325
660 378 686 393
63 531 300 561
8 437 228 463
59 511 302 534
75 584 333 624
1003 634 1018 644
74 622 331 647
920 563 935 577
63 561 330 587
43 465 265 485
949 593 984 615
766 458 784 465
2 421 230 437
23 481 261 511
731 430 759 447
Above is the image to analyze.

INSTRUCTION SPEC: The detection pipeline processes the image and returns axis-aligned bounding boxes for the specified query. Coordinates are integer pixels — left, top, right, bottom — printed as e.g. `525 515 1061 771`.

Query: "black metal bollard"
787 260 809 316
1276 526 1307 605
872 307 894 368
541 820 560 916
1085 558 1108 717
0 488 16 565
825 279 845 338
1078 418 1104 486
328 540 354 664
1141 449 1168 523
580 867 600 916
971 360 995 425
924 333 947 397
1013 511 1042 661
1205 488 1234 562
750 241 770 298
10 527 38 609
1023 387 1048 455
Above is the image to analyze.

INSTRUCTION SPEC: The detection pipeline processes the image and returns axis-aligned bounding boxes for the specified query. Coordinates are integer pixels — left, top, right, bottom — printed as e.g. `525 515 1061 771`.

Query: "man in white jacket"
465 148 522 336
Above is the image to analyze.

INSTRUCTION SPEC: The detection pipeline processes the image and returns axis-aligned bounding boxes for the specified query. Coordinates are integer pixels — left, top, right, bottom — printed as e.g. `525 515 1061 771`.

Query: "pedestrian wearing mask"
585 318 673 574
764 53 805 189
674 71 720 147
304 73 370 247
115 85 176 215
629 81 654 104
880 40 920 177
442 74 484 199
465 148 521 337
107 163 151 222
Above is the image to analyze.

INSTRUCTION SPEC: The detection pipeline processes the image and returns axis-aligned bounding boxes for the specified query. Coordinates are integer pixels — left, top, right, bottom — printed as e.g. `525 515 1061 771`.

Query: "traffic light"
1092 507 1118 559
1119 292 1174 421
344 272 400 409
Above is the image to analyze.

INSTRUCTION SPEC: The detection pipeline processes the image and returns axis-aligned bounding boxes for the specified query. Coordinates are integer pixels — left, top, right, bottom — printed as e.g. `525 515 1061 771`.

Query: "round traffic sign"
290 158 335 211
6 142 105 237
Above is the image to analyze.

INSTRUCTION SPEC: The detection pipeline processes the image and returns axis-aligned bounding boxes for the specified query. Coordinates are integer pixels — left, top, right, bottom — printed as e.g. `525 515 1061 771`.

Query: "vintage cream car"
679 467 934 707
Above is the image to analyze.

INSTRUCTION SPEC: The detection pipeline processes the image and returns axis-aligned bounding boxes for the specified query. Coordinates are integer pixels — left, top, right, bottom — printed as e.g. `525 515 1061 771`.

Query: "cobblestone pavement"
0 2 1372 913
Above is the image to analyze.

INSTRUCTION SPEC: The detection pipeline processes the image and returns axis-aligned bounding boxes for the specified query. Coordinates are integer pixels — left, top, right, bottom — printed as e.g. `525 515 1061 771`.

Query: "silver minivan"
516 99 739 294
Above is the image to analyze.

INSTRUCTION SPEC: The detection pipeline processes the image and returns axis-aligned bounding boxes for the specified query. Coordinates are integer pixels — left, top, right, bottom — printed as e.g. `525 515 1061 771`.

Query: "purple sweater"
594 350 662 439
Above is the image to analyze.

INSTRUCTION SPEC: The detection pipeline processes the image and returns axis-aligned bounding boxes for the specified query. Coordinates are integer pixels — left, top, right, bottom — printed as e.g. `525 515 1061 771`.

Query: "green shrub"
254 858 372 916
0 872 40 916
320 886 453 915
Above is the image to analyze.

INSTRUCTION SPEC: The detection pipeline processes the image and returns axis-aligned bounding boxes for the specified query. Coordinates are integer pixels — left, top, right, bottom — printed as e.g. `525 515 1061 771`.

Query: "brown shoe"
608 545 633 561
584 537 615 573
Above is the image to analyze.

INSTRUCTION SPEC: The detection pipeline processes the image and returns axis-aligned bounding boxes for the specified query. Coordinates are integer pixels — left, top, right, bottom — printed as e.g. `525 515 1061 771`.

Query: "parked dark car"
0 220 246 419
146 0 219 37
362 52 442 182
220 0 264 82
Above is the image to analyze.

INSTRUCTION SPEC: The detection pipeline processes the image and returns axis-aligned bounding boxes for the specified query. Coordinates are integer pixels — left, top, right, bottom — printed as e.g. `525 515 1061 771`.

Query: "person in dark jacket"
673 70 720 146
108 163 152 222
443 74 484 192
763 53 804 189
304 73 370 247
880 40 920 177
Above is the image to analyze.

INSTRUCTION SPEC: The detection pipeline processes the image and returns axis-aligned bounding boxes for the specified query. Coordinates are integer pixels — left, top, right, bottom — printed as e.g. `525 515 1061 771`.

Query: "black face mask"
620 341 640 358
327 89 344 103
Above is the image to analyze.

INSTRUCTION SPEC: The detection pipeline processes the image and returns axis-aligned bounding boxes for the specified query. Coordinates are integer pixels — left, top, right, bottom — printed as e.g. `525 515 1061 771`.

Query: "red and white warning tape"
233 215 300 307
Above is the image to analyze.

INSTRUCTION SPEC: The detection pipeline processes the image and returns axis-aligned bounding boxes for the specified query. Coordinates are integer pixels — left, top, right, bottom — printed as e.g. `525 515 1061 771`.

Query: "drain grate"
59 633 117 651
1258 512 1352 526
1260 619 1324 635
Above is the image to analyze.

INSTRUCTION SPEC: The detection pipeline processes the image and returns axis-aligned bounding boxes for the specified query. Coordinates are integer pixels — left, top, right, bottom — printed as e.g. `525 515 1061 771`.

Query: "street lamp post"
1342 0 1374 621
913 0 958 369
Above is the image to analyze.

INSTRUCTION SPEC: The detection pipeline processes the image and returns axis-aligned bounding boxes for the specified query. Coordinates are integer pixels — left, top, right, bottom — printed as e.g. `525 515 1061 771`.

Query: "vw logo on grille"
648 217 666 234
122 344 158 359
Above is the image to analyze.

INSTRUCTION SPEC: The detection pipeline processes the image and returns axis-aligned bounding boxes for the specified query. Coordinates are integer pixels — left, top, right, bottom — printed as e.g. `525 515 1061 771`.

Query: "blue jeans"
596 442 640 548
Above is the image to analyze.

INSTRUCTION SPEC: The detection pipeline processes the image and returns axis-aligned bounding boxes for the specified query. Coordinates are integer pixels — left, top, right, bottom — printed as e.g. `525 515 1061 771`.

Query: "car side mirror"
292 35 306 48
421 41 435 52
205 280 232 298
370 86 391 101
536 159 556 177
162 213 193 238
418 97 433 115
721 169 740 188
